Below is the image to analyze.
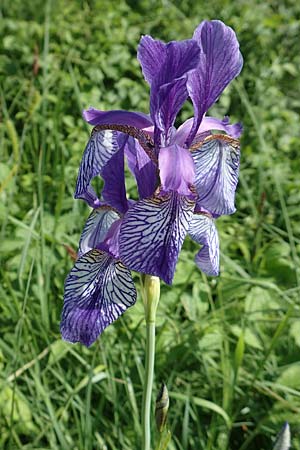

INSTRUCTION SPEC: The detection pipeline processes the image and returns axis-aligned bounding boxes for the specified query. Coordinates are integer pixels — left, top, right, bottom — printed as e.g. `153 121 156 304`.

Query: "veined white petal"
75 129 119 201
191 135 240 216
119 192 195 284
189 213 219 276
61 249 136 346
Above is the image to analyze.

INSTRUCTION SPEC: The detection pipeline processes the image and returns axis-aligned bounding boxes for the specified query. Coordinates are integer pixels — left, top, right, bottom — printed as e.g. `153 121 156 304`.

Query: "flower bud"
273 422 291 450
155 382 169 433
143 275 160 323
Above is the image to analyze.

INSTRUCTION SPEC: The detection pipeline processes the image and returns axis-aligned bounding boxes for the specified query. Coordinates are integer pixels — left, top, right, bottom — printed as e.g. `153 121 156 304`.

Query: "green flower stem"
142 319 155 450
141 275 160 450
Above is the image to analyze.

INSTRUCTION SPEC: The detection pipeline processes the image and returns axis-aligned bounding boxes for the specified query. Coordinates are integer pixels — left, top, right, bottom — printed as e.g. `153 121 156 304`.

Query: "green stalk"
141 275 160 450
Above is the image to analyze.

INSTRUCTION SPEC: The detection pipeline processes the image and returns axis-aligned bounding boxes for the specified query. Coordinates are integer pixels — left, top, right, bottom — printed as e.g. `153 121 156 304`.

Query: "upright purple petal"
101 134 128 214
175 115 243 146
78 207 120 258
159 144 195 197
83 108 153 129
138 35 167 85
149 39 200 146
152 77 188 146
186 20 243 146
61 249 136 347
125 136 158 199
188 213 219 276
191 135 240 216
119 192 195 284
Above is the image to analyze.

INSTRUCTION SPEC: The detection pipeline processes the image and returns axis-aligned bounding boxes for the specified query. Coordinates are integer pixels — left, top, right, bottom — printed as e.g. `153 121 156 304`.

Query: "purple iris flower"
61 20 243 346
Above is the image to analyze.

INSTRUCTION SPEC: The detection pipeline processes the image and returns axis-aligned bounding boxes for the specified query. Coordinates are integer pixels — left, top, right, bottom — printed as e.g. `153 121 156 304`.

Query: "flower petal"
61 249 136 347
186 20 243 146
75 129 119 207
78 207 120 258
101 134 128 213
119 192 195 284
75 126 154 208
152 78 188 146
189 213 219 276
175 115 242 146
83 108 153 129
98 218 123 259
125 136 158 199
159 144 195 197
138 35 167 85
198 116 243 139
149 39 200 145
191 135 240 216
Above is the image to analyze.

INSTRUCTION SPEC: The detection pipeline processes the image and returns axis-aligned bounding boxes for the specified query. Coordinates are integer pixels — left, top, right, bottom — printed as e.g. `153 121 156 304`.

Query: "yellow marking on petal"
190 133 240 151
93 123 157 163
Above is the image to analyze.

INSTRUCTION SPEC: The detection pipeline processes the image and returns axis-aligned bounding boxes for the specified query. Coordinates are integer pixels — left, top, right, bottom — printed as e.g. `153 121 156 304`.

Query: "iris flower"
61 20 243 346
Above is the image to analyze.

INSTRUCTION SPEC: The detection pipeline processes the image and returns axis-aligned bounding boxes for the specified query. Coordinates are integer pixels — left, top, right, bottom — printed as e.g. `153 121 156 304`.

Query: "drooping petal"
125 136 158 199
159 144 195 197
77 184 101 209
149 39 200 146
88 124 155 162
186 20 243 146
75 126 155 208
61 249 136 347
78 207 120 258
191 135 240 216
175 115 242 146
83 108 153 129
101 134 128 213
75 129 119 207
188 213 219 276
138 35 167 85
119 192 195 284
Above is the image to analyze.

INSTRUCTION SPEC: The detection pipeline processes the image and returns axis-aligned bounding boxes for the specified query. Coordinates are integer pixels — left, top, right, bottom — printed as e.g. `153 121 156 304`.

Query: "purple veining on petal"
119 191 195 284
61 249 136 347
83 108 153 129
125 136 158 199
152 77 188 147
192 136 240 216
101 134 128 214
98 218 123 259
188 213 219 276
149 39 201 146
159 144 195 197
175 115 243 146
186 20 243 146
138 35 167 85
75 129 119 204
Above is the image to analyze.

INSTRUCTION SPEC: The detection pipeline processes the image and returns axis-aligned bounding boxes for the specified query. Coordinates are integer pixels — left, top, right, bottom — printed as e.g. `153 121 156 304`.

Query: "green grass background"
1 0 300 449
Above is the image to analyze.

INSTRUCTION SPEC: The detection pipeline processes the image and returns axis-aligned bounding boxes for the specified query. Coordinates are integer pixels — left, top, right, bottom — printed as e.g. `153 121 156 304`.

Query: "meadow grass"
1 0 300 449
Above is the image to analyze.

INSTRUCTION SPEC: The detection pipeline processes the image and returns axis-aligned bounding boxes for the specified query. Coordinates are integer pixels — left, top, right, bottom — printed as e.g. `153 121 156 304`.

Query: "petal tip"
82 107 98 124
